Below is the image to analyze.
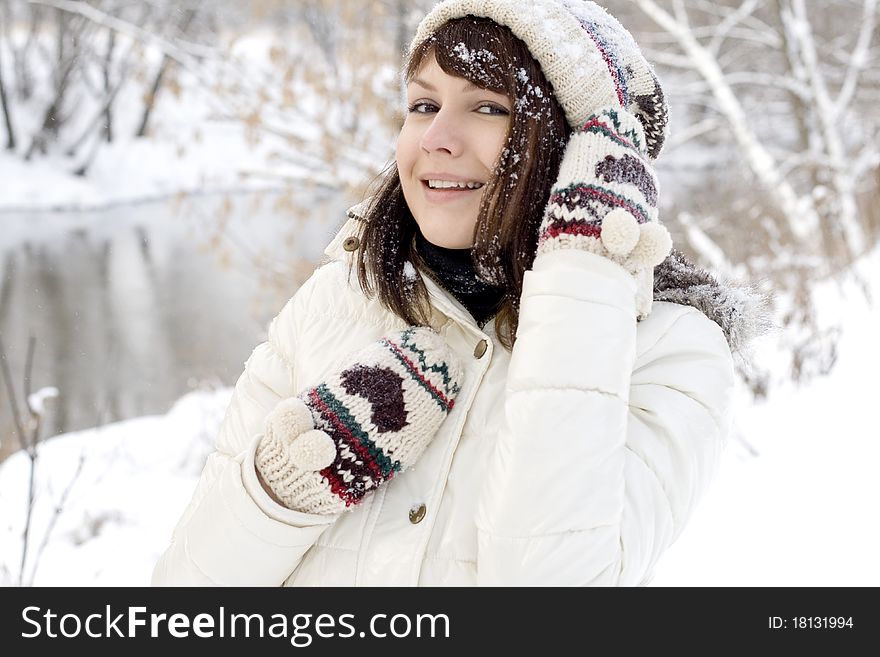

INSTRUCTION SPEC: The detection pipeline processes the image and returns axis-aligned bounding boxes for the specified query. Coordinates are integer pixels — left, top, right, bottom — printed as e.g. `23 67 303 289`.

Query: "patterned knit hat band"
411 0 668 159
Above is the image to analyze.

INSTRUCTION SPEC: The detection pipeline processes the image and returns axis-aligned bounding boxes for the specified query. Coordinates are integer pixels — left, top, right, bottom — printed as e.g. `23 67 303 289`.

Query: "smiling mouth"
421 180 484 192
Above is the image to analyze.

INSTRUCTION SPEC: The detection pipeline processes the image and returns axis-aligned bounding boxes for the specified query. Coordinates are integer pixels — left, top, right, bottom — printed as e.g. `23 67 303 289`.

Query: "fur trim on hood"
653 249 776 356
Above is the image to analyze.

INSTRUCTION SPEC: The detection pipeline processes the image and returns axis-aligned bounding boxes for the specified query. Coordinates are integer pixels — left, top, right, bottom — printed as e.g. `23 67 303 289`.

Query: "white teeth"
427 180 483 189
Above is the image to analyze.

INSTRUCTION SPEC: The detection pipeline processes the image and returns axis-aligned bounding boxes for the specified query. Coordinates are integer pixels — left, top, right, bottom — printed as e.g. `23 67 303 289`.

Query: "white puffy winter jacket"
152 206 738 586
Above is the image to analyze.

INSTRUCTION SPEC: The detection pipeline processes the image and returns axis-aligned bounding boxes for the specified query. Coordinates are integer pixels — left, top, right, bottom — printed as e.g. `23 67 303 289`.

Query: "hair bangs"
406 19 515 97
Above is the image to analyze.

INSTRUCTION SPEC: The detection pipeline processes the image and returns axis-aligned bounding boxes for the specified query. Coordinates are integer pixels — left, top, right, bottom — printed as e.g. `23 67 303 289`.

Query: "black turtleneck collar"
413 228 506 328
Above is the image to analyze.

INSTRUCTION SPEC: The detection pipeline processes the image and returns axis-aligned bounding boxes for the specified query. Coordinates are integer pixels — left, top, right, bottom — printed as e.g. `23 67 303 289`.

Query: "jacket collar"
330 202 775 353
325 202 490 335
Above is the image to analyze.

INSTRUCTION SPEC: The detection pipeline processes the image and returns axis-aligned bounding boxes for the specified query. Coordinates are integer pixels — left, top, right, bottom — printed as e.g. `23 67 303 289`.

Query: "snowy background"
1 1 878 586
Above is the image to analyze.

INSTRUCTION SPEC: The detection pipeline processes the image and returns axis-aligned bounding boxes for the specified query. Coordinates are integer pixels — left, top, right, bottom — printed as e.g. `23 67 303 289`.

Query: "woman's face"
396 52 512 249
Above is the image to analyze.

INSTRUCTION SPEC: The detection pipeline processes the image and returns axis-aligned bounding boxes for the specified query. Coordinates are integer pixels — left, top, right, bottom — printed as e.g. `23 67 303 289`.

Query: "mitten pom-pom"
600 209 640 256
288 429 337 471
630 222 673 269
266 397 315 441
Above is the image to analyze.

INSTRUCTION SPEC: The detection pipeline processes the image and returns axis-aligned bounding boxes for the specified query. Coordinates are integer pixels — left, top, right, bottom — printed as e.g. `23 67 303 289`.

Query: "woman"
153 0 768 586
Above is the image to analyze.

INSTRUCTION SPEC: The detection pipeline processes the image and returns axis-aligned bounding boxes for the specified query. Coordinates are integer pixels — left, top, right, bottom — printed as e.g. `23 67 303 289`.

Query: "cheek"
481 124 511 171
396 147 415 204
395 124 418 173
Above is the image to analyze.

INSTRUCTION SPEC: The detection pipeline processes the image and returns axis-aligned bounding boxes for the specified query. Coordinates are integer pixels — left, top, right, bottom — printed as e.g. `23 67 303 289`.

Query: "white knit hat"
411 0 668 159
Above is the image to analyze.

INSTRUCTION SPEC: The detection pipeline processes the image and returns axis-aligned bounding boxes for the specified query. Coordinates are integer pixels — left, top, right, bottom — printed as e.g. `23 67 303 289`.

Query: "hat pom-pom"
600 209 640 257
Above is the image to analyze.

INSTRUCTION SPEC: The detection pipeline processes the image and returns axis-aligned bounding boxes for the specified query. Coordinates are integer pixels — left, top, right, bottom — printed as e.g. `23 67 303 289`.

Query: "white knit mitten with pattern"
255 327 463 515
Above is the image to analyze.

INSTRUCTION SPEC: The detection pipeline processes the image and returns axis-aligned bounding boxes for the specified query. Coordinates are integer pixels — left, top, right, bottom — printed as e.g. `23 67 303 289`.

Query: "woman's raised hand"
535 107 672 274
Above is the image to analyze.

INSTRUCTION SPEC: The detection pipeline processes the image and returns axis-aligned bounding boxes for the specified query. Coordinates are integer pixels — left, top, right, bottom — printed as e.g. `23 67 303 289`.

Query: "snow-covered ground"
649 252 880 586
1 246 878 586
0 387 230 587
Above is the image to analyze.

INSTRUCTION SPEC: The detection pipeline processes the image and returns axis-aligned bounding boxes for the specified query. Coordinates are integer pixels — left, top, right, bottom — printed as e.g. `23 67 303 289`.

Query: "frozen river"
0 189 347 461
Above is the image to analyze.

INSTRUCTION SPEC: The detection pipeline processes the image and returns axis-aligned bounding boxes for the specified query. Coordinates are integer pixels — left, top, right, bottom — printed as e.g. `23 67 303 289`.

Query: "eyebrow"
411 77 485 94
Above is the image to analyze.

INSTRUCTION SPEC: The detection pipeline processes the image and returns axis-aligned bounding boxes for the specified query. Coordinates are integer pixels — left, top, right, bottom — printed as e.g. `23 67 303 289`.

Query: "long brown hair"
355 16 571 350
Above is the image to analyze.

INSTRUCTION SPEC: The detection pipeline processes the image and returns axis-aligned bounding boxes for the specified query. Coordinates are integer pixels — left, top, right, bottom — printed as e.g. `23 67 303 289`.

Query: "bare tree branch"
708 0 762 56
784 0 865 255
834 0 877 116
26 0 206 70
136 5 200 138
634 0 818 245
0 334 27 450
0 9 16 150
23 335 36 444
27 448 85 587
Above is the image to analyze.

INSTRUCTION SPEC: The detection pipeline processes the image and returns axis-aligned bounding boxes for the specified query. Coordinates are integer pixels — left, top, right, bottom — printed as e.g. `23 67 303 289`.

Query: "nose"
419 108 463 157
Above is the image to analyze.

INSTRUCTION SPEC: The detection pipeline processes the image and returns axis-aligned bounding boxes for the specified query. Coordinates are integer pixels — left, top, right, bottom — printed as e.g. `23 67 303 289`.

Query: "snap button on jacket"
409 504 427 524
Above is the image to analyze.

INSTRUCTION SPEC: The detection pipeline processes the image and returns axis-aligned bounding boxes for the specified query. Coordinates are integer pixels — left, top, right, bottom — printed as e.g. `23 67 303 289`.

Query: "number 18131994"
768 617 854 629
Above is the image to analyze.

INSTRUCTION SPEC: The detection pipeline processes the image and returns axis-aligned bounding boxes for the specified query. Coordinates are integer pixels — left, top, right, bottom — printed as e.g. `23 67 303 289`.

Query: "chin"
414 214 476 249
418 226 473 249
436 238 473 249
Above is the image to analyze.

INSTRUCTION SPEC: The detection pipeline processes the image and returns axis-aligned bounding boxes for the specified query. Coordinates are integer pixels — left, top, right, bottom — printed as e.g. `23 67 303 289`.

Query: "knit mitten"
536 106 672 279
255 327 463 515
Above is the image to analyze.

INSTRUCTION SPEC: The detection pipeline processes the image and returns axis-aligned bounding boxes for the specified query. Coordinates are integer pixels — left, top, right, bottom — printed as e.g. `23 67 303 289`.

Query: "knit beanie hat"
412 0 667 158
410 0 670 318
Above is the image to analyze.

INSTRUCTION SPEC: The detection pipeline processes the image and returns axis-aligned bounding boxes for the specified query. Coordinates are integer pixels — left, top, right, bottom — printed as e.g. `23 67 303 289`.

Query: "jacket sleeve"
474 248 735 586
152 273 339 586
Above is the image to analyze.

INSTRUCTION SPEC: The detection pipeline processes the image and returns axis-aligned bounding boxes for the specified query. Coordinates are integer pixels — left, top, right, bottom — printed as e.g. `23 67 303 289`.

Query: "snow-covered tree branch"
627 0 879 384
1 0 211 171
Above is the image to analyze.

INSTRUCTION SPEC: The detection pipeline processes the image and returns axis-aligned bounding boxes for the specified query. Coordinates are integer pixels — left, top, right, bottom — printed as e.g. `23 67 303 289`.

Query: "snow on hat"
411 0 668 159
